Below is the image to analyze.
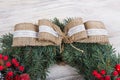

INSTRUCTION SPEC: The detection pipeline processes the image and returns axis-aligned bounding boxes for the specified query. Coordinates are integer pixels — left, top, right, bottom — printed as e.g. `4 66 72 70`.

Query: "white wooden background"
0 0 120 79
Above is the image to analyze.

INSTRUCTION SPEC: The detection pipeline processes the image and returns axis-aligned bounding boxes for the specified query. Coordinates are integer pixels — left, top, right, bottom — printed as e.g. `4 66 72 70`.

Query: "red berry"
115 64 120 72
113 70 118 76
105 75 110 80
3 55 8 61
100 69 106 75
19 66 25 72
20 73 30 80
12 58 17 64
0 54 3 59
95 73 102 79
14 62 19 67
7 71 14 76
116 78 120 80
5 75 11 80
14 74 21 80
6 61 11 67
0 65 4 71
100 77 105 80
92 70 98 76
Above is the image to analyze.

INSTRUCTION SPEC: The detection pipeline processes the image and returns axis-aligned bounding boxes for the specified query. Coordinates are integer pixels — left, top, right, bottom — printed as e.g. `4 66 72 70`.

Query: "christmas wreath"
0 18 120 80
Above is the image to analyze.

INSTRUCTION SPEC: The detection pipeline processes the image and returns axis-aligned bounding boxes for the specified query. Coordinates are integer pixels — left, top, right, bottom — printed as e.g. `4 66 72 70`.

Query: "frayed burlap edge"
77 36 109 44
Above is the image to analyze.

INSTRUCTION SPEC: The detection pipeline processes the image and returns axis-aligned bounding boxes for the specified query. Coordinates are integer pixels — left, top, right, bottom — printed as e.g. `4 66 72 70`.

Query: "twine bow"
60 33 84 53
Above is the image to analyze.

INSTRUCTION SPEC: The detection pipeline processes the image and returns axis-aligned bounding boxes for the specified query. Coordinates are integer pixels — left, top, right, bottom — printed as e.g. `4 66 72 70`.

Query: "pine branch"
52 18 65 31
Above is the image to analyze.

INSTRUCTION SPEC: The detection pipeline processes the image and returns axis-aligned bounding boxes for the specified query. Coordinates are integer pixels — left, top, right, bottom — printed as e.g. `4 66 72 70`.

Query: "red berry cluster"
0 54 25 80
92 64 120 80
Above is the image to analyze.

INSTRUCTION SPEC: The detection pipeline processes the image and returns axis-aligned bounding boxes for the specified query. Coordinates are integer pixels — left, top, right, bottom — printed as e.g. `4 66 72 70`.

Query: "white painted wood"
46 64 83 80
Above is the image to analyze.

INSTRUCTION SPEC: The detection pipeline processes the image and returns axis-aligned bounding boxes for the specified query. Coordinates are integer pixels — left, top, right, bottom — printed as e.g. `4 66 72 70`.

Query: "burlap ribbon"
12 18 109 47
37 19 63 46
12 20 64 47
12 23 38 46
77 21 109 44
64 18 87 43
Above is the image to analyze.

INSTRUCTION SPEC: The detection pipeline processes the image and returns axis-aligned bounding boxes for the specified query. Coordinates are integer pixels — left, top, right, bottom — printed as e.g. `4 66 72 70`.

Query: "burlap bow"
12 18 109 47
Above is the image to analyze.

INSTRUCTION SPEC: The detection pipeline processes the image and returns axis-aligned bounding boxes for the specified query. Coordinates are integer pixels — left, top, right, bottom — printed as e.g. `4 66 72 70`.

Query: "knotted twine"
64 18 87 43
